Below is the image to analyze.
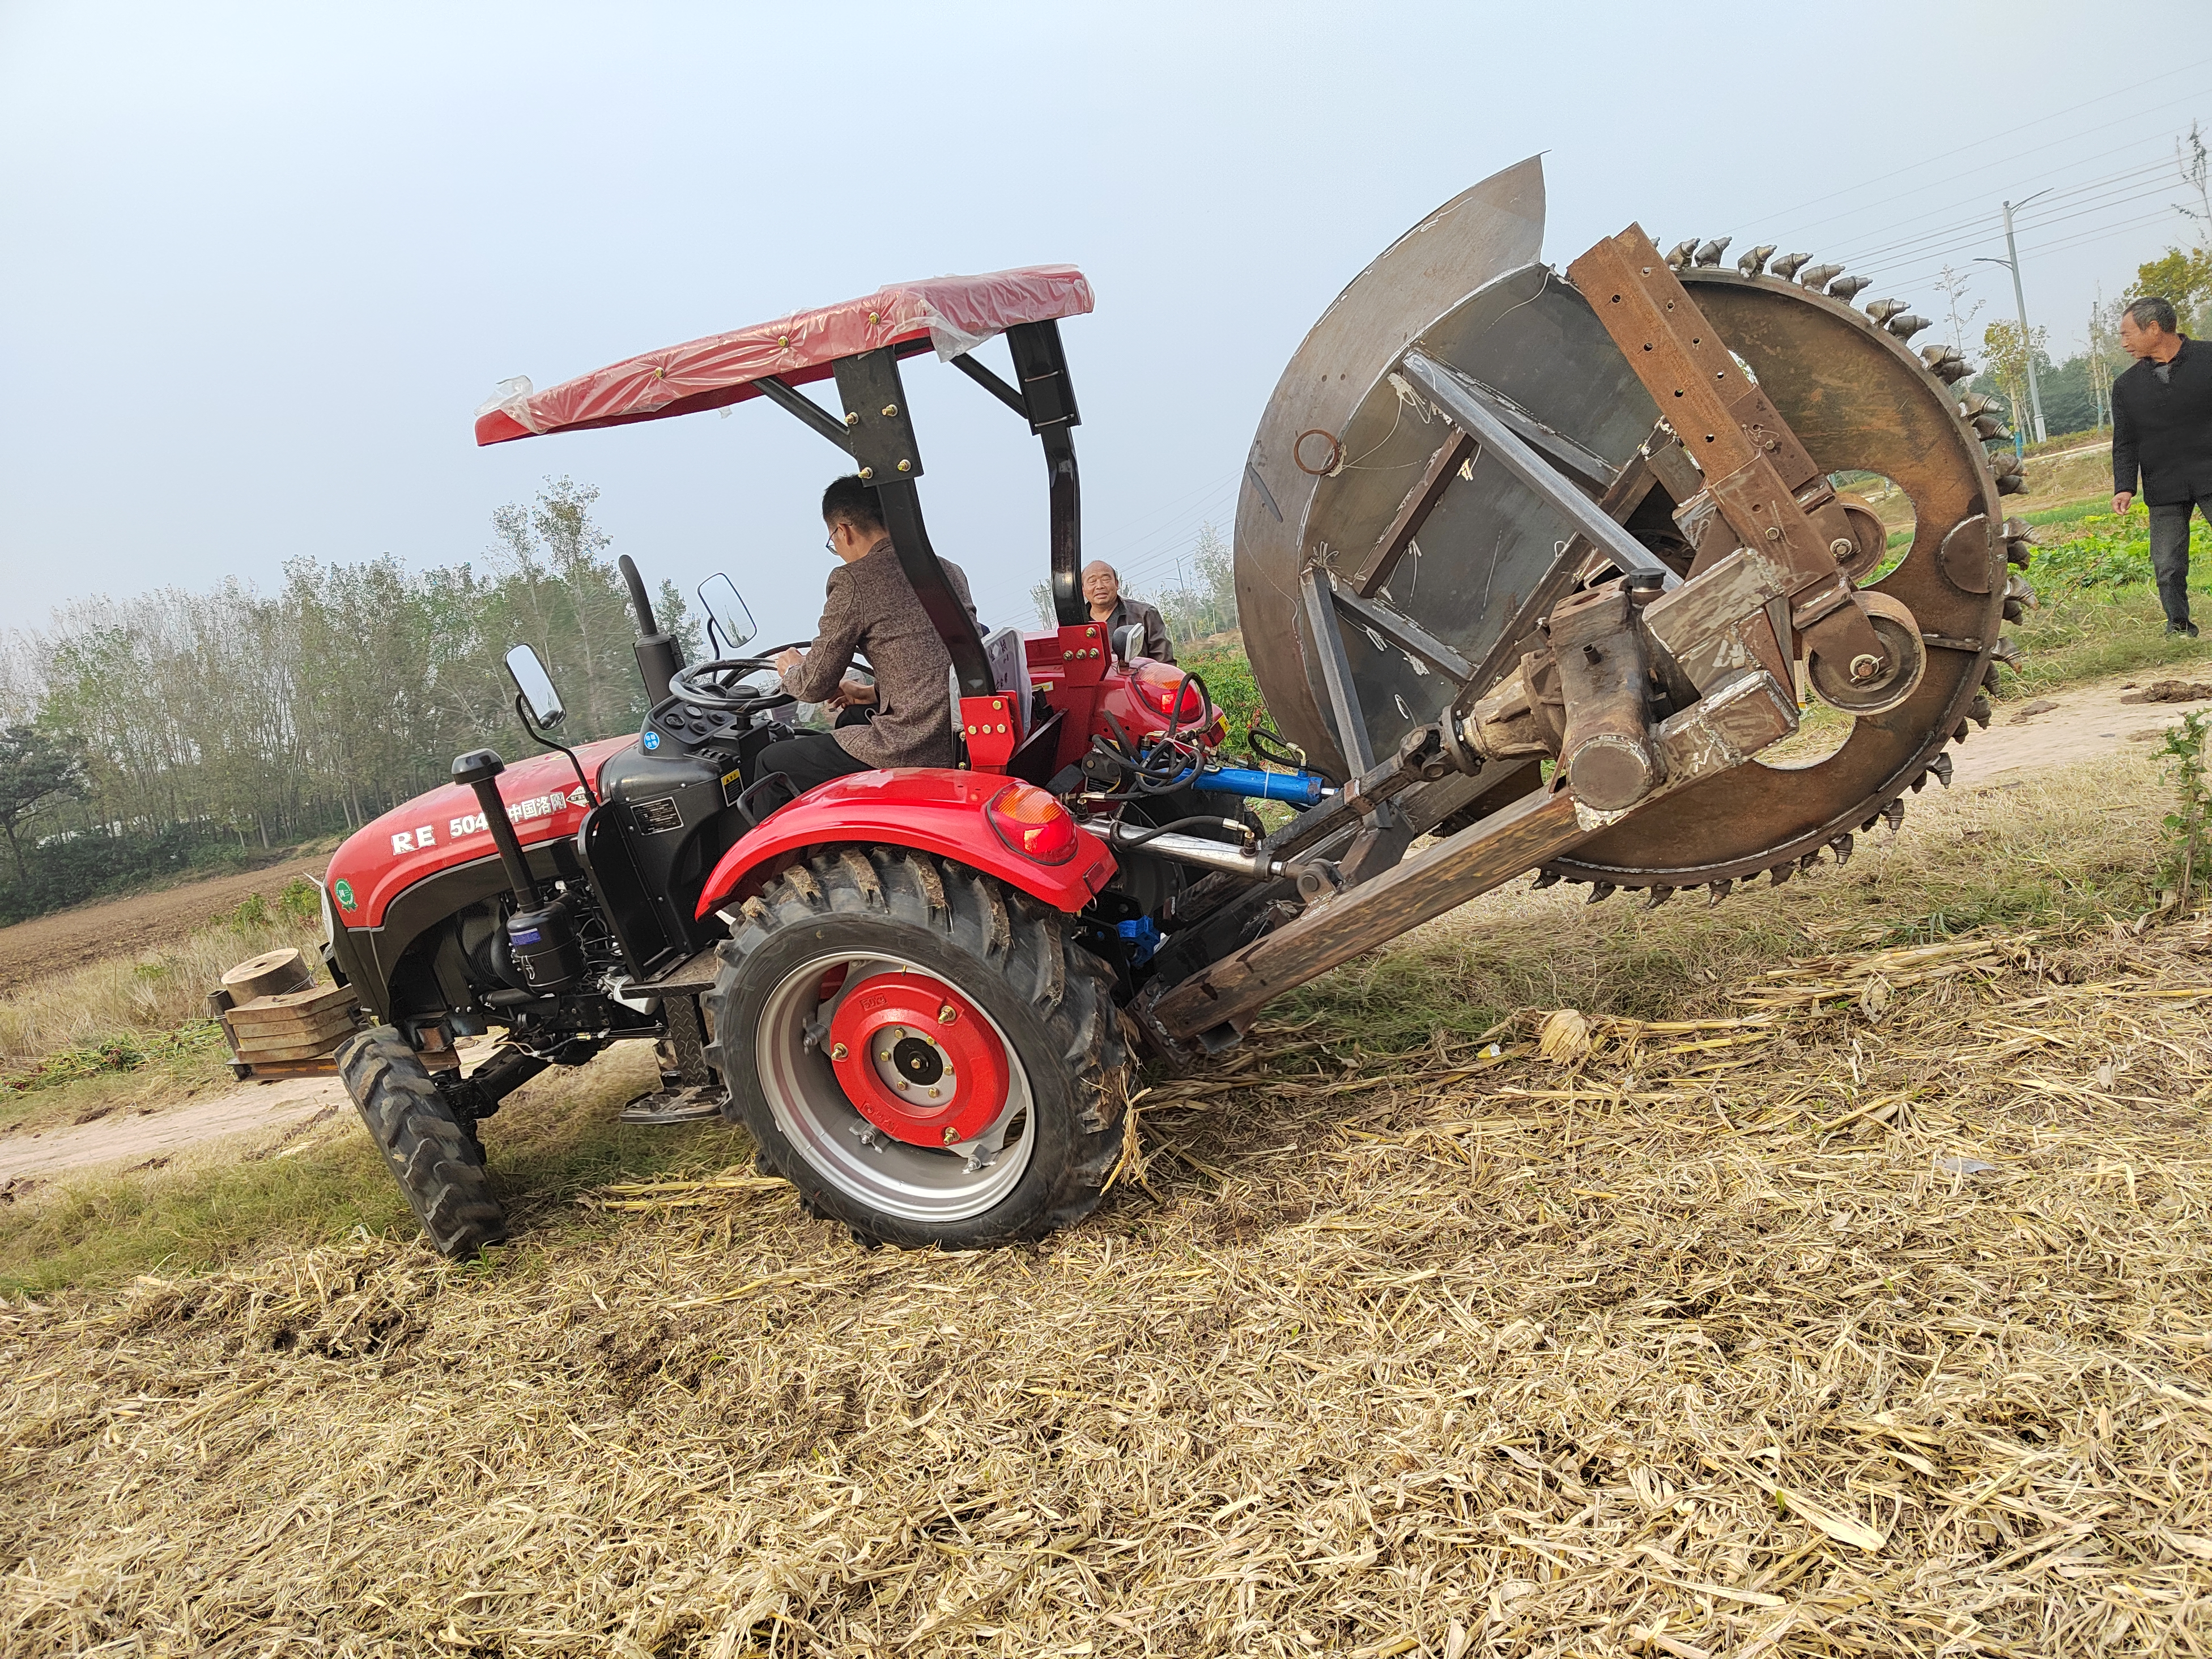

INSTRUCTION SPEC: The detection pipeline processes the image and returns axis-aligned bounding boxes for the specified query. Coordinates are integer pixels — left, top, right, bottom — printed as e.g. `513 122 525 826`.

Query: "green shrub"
2032 505 2212 594
1179 640 1271 760
279 876 321 921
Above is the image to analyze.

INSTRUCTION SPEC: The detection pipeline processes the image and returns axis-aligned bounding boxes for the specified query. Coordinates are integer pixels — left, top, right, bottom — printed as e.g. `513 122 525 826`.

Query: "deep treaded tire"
337 1025 507 1258
704 849 1130 1250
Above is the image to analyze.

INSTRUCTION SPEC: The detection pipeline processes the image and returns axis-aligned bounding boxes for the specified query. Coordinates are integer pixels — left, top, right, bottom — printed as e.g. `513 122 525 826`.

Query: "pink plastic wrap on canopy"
474 265 1094 445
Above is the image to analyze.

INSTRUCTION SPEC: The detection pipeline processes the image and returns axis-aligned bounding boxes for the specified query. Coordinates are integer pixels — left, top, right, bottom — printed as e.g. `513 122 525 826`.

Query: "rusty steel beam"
1566 227 1884 677
1146 784 1592 1050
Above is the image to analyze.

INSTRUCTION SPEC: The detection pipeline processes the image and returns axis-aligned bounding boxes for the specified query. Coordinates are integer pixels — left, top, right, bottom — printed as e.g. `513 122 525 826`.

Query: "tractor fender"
694 768 1116 918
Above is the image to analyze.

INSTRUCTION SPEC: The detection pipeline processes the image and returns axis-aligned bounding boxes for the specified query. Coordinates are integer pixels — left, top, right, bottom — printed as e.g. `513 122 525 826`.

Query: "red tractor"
327 267 1321 1255
330 163 2022 1257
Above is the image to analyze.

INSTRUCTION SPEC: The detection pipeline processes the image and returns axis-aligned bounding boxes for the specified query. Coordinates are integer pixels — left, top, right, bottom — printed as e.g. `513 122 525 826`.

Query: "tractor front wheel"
337 1025 507 1258
704 850 1129 1249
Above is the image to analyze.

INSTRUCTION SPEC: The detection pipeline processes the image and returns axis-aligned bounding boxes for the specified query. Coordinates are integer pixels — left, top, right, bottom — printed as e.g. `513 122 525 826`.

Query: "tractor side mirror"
504 645 565 729
1117 623 1147 663
699 573 757 654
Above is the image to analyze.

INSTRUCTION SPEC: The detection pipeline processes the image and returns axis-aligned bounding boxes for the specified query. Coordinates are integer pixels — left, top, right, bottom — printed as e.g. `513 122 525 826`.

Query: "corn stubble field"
4 746 2211 1657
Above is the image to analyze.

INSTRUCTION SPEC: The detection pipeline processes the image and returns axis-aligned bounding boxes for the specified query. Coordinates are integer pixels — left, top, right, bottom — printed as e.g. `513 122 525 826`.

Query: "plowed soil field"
0 857 324 999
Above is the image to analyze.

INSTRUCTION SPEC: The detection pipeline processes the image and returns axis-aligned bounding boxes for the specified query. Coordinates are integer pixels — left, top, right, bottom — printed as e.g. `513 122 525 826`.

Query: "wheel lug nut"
938 1003 958 1024
942 1126 960 1145
829 1043 848 1060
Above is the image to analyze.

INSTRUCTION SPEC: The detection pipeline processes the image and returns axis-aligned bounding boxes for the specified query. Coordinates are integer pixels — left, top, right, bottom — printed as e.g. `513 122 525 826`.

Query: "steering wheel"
666 655 797 717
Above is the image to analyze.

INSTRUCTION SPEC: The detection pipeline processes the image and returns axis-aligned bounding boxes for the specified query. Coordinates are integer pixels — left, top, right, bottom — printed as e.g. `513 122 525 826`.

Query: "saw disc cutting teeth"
1928 752 1953 788
1233 169 2009 909
1882 799 1907 832
1643 885 1676 909
1970 695 1993 726
1829 833 1855 866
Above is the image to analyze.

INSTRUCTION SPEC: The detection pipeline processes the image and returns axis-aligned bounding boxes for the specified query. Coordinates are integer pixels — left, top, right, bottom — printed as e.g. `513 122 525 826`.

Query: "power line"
1720 66 2212 243
1830 155 2172 269
1853 175 2195 285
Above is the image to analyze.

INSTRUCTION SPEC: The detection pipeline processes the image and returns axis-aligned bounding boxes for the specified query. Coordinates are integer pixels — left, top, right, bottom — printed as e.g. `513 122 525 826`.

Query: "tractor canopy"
473 266 1094 445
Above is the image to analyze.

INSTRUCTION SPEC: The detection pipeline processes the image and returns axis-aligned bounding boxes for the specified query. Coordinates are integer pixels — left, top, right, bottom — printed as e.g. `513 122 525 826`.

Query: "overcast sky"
3 1 2204 649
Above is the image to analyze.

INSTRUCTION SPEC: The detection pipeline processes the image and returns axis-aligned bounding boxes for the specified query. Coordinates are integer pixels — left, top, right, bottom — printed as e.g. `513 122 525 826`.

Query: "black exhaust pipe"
452 748 582 994
620 554 683 708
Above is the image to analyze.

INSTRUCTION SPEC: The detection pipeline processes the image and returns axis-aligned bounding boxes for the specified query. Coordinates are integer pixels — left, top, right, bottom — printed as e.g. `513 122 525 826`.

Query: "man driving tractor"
763 474 980 794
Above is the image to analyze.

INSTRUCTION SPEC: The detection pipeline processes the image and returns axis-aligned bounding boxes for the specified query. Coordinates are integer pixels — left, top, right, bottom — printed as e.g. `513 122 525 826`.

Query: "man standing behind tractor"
764 476 979 792
2112 295 2212 638
1082 560 1175 662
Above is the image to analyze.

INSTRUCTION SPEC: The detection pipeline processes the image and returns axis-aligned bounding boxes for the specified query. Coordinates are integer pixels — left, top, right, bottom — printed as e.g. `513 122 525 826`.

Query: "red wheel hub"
826 971 1010 1147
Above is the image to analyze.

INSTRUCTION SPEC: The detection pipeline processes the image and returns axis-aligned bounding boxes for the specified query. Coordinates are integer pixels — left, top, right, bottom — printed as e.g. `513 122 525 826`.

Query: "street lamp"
1976 188 2053 445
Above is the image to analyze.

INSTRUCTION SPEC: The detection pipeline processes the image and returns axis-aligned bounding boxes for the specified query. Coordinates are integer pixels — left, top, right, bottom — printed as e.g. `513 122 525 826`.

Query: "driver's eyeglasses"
824 535 835 554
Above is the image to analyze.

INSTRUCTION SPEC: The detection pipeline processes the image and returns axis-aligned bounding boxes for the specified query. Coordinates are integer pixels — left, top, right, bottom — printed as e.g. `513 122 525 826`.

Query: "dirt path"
0 1075 350 1186
1949 669 2212 787
0 856 325 998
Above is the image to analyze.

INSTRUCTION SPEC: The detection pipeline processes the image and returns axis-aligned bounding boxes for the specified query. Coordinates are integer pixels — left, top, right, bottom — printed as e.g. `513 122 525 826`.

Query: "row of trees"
0 479 700 922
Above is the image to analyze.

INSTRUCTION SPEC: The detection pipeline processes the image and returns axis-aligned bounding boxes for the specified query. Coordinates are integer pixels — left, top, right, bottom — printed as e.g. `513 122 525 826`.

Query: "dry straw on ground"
5 758 2212 1656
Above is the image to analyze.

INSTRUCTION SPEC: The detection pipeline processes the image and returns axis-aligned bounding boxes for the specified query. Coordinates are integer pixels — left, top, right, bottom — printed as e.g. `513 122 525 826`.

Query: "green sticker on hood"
333 878 356 911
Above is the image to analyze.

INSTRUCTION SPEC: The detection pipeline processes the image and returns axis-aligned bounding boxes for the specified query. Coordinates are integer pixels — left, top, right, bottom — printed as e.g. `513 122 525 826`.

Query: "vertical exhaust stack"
620 555 683 708
450 748 582 993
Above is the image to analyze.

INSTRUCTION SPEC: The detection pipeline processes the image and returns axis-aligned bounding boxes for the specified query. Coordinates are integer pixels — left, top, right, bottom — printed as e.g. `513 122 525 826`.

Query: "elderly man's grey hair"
2126 295 2180 335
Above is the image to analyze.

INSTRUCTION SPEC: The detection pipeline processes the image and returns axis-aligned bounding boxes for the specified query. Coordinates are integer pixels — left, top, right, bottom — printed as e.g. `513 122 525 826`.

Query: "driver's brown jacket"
779 541 979 770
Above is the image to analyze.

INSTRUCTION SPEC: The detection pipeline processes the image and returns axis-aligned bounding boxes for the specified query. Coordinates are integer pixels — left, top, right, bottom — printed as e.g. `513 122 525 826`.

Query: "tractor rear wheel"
704 849 1129 1250
337 1025 507 1258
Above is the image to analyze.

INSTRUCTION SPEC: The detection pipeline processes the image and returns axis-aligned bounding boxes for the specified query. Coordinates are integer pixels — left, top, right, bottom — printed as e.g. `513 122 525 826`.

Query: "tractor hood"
325 738 633 930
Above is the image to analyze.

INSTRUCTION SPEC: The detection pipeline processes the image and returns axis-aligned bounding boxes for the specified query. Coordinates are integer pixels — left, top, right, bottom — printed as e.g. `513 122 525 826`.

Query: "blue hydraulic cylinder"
1191 765 1328 807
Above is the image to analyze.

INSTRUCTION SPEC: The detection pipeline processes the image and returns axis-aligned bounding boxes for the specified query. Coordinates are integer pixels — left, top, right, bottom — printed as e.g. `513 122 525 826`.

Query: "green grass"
2022 499 2112 530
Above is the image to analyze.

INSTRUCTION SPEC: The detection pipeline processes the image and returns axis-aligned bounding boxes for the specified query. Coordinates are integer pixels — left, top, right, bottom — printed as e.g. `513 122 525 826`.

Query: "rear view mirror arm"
513 695 601 809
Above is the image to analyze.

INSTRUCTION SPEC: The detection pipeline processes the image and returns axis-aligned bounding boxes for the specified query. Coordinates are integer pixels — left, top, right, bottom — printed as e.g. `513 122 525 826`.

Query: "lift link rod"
1565 227 1888 679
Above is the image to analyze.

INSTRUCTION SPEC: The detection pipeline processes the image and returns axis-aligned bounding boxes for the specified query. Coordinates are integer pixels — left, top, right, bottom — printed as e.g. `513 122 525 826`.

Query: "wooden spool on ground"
222 947 314 1003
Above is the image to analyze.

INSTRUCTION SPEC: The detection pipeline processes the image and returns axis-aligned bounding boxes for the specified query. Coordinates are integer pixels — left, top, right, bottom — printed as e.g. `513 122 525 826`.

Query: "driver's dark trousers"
756 709 876 797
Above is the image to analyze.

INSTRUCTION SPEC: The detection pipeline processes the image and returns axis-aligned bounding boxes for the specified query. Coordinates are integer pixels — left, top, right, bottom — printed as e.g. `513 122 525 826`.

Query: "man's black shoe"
2170 620 2202 638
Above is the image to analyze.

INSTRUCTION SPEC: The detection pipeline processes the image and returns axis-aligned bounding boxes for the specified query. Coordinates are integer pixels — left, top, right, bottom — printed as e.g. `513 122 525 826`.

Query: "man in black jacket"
2113 295 2212 637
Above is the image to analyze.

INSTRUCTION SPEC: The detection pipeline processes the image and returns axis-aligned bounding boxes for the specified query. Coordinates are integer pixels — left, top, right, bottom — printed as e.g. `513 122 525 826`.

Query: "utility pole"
1977 189 2053 445
2001 199 2048 445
